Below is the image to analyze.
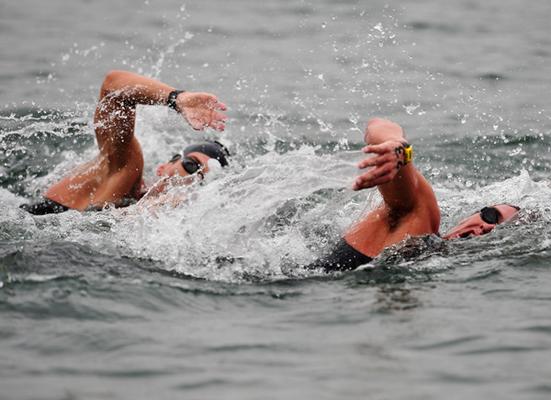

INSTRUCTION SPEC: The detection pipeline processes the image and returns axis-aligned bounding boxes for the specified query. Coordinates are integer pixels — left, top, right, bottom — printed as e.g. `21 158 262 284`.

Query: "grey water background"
2 0 551 399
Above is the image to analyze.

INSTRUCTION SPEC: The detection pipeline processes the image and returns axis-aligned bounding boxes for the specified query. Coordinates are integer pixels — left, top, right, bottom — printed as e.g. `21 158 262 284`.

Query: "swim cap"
183 141 230 167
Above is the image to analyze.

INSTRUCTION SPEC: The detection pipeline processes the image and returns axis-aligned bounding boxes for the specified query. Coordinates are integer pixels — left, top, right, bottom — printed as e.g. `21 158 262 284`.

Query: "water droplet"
403 103 420 115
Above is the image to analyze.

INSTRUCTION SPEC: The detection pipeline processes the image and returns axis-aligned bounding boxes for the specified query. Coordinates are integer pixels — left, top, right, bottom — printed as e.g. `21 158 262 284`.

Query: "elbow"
99 70 131 99
364 118 405 145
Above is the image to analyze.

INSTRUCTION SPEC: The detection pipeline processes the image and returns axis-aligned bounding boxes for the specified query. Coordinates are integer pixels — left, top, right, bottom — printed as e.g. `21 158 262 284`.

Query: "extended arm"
42 71 227 210
352 118 429 214
94 70 227 166
340 118 439 258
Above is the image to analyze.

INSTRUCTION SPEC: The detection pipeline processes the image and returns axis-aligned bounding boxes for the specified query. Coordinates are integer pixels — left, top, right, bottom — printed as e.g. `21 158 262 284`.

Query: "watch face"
404 145 413 163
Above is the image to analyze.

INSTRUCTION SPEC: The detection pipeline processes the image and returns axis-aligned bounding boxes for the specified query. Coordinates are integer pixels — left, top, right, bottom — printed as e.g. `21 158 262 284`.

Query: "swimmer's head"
443 204 520 240
156 141 230 178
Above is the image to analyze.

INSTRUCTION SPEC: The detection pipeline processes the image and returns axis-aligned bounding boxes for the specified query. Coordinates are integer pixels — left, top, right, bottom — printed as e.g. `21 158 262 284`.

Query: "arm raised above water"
352 118 439 231
94 70 227 166
42 71 227 210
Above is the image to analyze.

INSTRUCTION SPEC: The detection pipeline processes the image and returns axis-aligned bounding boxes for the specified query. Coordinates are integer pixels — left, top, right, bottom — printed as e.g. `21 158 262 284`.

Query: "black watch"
167 90 185 111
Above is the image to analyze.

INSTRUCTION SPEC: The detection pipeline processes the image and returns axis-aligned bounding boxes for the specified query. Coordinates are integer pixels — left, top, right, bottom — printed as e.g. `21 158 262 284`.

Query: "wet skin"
44 70 227 211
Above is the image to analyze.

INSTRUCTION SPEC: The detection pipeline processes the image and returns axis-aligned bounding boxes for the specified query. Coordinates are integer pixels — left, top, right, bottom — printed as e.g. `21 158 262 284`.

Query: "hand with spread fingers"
177 92 227 131
352 140 411 190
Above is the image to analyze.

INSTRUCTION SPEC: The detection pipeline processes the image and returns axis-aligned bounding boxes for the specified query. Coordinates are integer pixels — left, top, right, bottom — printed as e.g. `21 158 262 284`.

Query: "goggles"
169 153 202 175
479 206 500 224
479 204 521 225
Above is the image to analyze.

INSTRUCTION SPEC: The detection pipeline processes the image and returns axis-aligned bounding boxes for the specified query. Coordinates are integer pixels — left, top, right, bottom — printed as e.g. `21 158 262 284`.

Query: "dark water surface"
1 0 551 399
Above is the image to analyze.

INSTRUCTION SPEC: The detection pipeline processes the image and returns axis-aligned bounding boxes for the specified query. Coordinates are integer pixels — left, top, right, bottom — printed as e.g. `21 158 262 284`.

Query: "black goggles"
169 154 202 175
479 207 500 225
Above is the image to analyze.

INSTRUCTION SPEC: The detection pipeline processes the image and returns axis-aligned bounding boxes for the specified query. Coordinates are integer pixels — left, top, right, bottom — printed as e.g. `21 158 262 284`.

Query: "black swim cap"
183 141 230 167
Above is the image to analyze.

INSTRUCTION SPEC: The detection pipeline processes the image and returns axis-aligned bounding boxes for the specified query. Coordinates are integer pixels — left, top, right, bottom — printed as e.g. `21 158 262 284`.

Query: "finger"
215 102 227 111
205 98 218 110
353 173 389 190
190 118 206 131
353 173 380 190
207 98 227 111
209 120 226 131
206 111 226 129
353 171 384 190
362 143 394 155
367 164 392 181
358 156 384 169
353 178 378 191
358 152 396 169
353 171 393 190
213 111 227 122
206 110 225 130
354 163 395 188
357 153 395 169
366 175 394 187
377 162 397 178
352 180 367 191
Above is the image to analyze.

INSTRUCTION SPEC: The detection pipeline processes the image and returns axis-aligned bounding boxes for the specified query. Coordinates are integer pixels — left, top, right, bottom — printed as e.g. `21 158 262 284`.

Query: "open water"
1 0 551 399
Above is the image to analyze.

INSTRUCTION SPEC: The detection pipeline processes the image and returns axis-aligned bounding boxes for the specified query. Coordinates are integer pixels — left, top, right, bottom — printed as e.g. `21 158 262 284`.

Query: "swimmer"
20 70 229 215
307 118 520 272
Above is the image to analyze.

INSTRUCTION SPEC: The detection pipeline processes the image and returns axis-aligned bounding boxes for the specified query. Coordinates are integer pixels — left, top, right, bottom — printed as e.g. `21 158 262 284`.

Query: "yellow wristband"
403 143 413 164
